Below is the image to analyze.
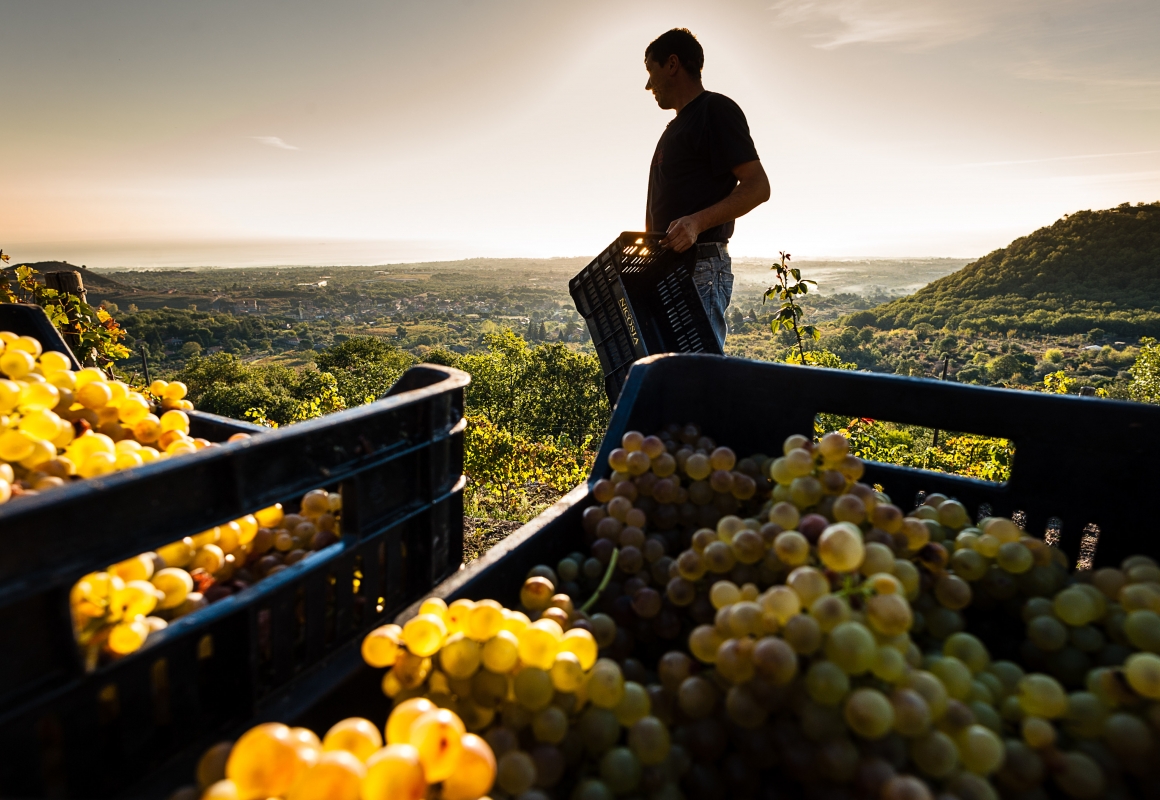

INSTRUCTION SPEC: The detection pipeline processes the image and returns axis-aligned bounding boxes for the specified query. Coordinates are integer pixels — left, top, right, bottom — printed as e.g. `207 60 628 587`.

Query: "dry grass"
463 517 525 563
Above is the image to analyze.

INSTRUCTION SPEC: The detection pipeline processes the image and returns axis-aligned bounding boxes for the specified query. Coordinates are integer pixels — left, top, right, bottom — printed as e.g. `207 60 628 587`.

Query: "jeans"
692 242 733 350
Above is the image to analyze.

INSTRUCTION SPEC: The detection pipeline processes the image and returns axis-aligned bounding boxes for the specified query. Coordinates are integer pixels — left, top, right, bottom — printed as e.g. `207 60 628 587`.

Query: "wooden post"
44 270 91 364
932 355 950 448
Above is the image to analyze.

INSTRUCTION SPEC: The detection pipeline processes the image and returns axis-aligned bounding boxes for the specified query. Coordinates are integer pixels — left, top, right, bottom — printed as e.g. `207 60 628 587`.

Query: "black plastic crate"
0 303 84 369
569 232 722 402
169 354 1160 793
0 364 469 799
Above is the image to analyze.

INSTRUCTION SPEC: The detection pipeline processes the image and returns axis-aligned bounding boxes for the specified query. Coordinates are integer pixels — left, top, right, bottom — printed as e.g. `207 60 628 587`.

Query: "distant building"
164 337 183 347
206 346 224 355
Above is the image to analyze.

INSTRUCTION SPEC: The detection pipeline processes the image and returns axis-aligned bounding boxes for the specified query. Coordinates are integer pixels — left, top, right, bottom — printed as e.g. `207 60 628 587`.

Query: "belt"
696 242 728 258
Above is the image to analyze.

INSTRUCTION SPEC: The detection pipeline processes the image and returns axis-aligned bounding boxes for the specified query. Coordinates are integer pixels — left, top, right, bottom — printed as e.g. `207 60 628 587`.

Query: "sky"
2 0 1159 267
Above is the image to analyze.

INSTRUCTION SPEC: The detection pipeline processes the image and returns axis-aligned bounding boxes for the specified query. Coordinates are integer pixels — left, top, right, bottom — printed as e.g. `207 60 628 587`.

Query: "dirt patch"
463 517 524 563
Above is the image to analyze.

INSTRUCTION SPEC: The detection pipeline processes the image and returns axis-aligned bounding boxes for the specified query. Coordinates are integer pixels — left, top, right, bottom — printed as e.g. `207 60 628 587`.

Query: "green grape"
956 724 1003 775
727 602 763 638
934 575 972 610
967 680 993 705
1021 716 1056 748
787 566 831 607
725 684 768 729
969 701 1003 734
439 633 482 680
702 541 736 574
806 660 850 706
1017 674 1068 718
996 739 1045 792
944 632 990 674
676 550 707 581
976 672 1005 701
951 548 988 581
879 776 934 800
495 750 536 796
891 688 932 737
1061 692 1106 738
843 688 894 739
948 772 999 800
1124 610 1160 653
614 682 651 726
514 668 554 711
1068 624 1105 653
598 747 641 795
752 636 798 685
925 607 965 640
688 625 724 663
1051 751 1105 799
773 531 809 566
657 651 693 692
1022 596 1054 621
1027 615 1068 652
810 594 852 633
865 593 913 637
929 656 973 700
1104 712 1153 763
715 637 756 684
907 671 949 720
817 522 864 572
531 706 568 744
871 645 907 684
677 676 718 719
1054 587 1097 627
628 716 670 765
578 707 620 753
988 661 1025 695
996 542 1033 574
1124 652 1160 698
587 659 625 709
824 621 876 675
783 614 822 655
789 475 823 508
709 580 741 609
759 585 801 626
909 730 959 778
572 779 615 800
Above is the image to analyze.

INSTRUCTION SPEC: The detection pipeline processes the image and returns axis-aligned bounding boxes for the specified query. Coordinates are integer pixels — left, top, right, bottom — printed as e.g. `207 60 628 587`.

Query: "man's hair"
645 29 704 80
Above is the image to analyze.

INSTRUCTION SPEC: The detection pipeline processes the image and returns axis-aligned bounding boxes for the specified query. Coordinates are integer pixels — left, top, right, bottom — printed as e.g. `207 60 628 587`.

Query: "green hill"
851 202 1160 336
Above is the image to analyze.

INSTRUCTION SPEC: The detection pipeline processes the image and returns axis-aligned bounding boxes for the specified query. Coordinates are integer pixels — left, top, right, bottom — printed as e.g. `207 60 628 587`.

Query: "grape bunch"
70 487 342 668
172 704 495 800
0 328 220 505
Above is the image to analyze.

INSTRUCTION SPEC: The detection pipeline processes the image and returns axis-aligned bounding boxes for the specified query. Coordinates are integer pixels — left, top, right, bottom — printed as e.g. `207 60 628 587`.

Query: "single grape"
806 660 850 706
844 688 894 739
909 730 958 778
1017 674 1067 718
818 523 864 572
226 723 310 800
891 688 932 737
588 659 626 709
824 621 876 675
532 706 568 744
1124 652 1160 698
783 614 822 655
440 733 496 800
514 668 554 711
323 717 382 762
439 633 482 680
628 716 671 765
496 750 537 795
408 708 464 782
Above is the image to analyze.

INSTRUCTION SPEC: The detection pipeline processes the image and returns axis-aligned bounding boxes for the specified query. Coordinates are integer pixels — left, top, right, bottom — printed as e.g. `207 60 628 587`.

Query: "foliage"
1 265 131 365
854 203 1160 336
819 416 1014 483
764 251 818 361
175 353 346 426
458 330 608 445
314 336 416 406
463 416 594 521
1129 337 1160 404
785 349 857 370
1043 371 1076 394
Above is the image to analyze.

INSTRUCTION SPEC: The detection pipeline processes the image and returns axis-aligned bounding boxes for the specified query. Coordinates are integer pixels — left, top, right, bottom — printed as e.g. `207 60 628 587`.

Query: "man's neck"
672 84 705 114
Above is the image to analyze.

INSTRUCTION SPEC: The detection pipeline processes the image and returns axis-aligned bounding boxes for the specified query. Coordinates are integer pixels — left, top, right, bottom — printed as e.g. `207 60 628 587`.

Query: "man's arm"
660 160 771 253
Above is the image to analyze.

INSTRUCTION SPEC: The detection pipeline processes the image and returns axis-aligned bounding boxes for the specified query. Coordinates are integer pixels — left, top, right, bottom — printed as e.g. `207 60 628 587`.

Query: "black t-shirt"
646 91 759 243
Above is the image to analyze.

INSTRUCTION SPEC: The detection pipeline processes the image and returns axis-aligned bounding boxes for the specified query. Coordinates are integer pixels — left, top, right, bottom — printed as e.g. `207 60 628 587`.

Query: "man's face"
644 56 676 110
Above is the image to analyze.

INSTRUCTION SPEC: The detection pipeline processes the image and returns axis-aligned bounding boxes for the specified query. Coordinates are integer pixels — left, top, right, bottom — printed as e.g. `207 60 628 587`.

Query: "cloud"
767 0 998 49
252 136 299 151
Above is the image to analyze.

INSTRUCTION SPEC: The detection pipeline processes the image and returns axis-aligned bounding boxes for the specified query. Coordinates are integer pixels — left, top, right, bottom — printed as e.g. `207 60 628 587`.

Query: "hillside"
852 202 1160 336
4 261 134 292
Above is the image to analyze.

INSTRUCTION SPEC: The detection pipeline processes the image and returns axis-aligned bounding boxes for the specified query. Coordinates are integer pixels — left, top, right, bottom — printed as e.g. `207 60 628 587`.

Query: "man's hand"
661 216 701 253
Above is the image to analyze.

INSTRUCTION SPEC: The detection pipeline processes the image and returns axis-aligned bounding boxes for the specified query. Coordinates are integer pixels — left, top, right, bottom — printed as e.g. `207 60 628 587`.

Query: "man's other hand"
661 216 701 253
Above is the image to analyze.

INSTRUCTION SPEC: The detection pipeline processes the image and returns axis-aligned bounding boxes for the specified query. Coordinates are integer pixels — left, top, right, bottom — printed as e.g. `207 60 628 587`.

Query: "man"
644 28 770 348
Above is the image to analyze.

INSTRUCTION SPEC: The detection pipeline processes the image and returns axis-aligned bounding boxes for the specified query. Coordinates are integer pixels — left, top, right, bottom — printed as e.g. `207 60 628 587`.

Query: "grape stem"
580 548 619 613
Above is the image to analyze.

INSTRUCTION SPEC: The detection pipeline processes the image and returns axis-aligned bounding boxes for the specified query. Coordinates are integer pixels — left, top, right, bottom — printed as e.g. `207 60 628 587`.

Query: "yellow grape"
481 630 520 673
286 751 365 800
551 651 585 692
407 708 464 783
361 744 426 800
225 723 311 800
559 627 598 670
517 619 561 670
441 733 496 800
385 698 436 745
439 633 482 680
402 613 447 658
322 717 382 762
465 599 504 641
588 658 626 708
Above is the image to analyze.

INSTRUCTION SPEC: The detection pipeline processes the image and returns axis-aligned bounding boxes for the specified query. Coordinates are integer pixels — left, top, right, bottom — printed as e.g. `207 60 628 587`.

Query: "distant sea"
7 238 973 274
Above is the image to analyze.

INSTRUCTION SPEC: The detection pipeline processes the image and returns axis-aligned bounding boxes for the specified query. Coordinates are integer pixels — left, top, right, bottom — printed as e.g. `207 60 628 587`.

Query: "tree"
179 341 203 358
1129 338 1160 403
314 336 416 406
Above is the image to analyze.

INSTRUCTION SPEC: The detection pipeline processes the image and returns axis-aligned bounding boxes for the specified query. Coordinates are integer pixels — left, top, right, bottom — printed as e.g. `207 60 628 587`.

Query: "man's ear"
667 54 682 74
